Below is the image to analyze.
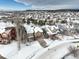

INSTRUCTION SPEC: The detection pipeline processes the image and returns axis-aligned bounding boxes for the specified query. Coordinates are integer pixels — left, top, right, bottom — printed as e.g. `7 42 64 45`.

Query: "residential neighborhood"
0 10 79 59
0 0 79 59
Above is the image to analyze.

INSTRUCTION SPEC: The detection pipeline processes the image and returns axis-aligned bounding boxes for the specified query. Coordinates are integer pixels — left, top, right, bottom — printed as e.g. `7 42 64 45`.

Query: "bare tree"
62 46 79 59
13 14 22 50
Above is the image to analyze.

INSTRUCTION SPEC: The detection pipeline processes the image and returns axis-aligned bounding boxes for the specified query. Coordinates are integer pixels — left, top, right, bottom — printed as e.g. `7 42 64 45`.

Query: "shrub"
27 19 30 24
38 20 45 26
61 20 67 23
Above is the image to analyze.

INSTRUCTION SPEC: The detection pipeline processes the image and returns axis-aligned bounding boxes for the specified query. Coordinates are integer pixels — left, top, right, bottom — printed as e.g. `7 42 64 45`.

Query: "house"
24 24 47 47
0 21 15 44
41 25 62 40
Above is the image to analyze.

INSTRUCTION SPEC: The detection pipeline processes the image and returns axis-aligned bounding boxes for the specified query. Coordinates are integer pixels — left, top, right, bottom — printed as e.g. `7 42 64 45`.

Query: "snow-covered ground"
0 41 18 58
9 41 43 59
0 40 44 59
0 39 78 59
32 43 78 59
8 39 53 59
32 43 70 59
31 40 79 59
0 21 79 59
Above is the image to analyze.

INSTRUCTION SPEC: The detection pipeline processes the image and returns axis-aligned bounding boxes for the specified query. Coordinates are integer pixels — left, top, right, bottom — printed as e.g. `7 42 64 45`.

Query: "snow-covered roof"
57 24 67 30
0 21 15 33
0 21 15 28
34 27 43 33
73 20 79 24
23 24 43 33
41 25 59 35
0 28 5 33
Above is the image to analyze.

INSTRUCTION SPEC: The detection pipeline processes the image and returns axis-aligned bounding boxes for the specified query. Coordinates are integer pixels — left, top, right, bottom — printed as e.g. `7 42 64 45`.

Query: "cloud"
14 0 79 9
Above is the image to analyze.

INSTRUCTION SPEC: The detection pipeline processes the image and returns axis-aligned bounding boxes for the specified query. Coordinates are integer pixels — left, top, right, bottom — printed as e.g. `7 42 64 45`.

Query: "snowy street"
31 39 79 59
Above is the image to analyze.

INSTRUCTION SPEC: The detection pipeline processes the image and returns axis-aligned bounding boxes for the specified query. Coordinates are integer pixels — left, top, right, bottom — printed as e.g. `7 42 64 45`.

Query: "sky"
0 0 79 10
0 0 31 10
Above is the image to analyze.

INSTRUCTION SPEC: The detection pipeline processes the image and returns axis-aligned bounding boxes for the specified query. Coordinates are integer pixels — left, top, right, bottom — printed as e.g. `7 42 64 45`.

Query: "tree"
14 19 21 50
22 18 26 23
48 20 53 25
32 20 37 25
38 20 45 26
27 19 30 24
61 20 67 24
62 46 79 59
42 28 49 38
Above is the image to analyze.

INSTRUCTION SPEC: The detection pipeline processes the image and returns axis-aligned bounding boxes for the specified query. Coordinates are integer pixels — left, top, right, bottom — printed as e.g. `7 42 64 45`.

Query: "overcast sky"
0 0 79 10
